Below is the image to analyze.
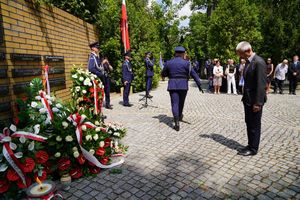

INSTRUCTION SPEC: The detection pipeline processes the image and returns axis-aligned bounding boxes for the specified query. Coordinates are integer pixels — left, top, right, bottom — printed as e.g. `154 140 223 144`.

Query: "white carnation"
83 78 91 86
99 141 105 148
54 152 61 157
95 127 101 132
85 135 92 141
93 134 99 141
56 136 62 142
31 102 38 108
95 121 100 126
62 121 68 129
82 125 87 131
39 108 47 114
79 77 84 81
72 147 78 152
82 90 87 94
73 151 80 158
89 149 95 155
65 135 73 142
75 86 81 92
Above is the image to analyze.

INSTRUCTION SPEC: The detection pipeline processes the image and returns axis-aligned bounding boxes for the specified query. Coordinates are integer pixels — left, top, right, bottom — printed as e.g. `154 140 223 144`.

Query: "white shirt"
213 65 223 77
275 63 288 80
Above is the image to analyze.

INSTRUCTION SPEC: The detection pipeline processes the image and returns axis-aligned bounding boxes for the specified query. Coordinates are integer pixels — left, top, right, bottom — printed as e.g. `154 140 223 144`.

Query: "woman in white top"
273 59 288 94
213 60 223 94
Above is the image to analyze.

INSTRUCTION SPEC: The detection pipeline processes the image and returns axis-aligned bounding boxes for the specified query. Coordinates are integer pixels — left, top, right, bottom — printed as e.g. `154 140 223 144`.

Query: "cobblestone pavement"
61 81 300 200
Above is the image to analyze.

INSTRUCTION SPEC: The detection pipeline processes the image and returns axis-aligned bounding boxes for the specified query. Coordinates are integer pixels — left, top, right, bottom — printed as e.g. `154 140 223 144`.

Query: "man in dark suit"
122 51 134 107
236 41 267 156
288 55 300 95
145 52 154 98
161 46 203 131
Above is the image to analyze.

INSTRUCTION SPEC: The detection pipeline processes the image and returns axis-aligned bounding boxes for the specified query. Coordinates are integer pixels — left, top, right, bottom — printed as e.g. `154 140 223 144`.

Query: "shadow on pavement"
200 133 245 151
152 114 174 129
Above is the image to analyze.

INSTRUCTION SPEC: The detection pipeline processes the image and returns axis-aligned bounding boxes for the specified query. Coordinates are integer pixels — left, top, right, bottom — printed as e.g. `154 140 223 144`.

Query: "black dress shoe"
237 149 257 156
238 146 249 152
123 104 132 107
105 105 113 109
146 94 153 98
174 118 180 131
179 114 184 121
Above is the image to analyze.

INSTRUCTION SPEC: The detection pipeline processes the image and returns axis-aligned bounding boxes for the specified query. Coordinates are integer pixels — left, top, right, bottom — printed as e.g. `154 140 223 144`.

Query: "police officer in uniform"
122 51 134 107
88 42 104 81
145 52 154 98
161 46 203 131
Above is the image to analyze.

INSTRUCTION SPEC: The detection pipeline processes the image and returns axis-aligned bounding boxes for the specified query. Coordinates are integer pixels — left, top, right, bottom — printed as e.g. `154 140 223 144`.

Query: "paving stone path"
62 81 300 200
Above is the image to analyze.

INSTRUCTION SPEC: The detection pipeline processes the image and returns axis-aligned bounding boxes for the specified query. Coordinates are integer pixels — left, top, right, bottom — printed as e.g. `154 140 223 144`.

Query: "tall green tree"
207 0 262 62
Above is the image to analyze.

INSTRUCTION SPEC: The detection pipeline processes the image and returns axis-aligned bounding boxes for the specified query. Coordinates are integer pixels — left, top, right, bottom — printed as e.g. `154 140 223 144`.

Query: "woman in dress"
266 58 274 94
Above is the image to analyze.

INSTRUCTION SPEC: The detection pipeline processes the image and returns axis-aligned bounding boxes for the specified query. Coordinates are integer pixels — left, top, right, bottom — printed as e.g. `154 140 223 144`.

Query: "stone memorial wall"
0 0 98 120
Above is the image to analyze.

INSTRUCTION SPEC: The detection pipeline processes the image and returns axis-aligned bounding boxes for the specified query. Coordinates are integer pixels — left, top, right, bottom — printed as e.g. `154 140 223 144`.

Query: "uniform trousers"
169 90 187 119
244 104 263 153
146 76 153 95
123 82 131 105
104 76 110 106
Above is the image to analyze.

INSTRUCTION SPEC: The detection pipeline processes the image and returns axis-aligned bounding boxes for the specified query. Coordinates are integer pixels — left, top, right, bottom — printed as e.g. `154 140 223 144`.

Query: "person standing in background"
213 59 223 94
288 55 300 95
145 52 154 98
225 59 237 95
103 57 113 109
122 51 134 107
274 59 288 94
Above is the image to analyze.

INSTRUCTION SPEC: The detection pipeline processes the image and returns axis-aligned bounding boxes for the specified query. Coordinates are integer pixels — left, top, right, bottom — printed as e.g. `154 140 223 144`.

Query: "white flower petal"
33 124 40 134
10 124 17 132
10 142 17 150
0 164 8 172
14 152 23 158
19 136 26 143
28 141 35 151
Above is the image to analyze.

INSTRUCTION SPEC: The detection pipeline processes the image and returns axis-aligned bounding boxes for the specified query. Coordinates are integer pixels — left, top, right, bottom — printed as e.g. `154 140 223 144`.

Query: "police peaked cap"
89 41 100 49
174 46 186 53
124 51 131 57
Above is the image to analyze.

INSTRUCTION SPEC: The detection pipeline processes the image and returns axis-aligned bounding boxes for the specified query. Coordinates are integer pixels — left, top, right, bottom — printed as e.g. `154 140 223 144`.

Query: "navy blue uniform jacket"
122 60 134 82
161 57 201 91
88 53 103 78
145 58 154 77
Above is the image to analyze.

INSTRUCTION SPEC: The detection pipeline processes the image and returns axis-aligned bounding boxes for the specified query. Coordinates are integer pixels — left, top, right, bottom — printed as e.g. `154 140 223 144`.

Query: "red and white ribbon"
43 65 51 95
0 128 27 185
40 91 53 120
11 131 47 142
93 80 99 115
68 113 125 168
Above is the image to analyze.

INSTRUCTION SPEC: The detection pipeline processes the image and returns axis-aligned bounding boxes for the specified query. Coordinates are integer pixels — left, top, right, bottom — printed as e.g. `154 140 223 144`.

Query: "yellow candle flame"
36 177 42 186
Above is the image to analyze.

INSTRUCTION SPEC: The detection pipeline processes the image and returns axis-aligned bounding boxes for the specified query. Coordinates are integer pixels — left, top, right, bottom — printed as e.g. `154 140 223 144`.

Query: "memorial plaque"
0 85 9 95
49 78 66 87
44 55 64 62
0 52 5 61
48 67 65 74
0 102 11 113
13 82 29 94
0 69 7 78
12 68 42 77
11 53 41 61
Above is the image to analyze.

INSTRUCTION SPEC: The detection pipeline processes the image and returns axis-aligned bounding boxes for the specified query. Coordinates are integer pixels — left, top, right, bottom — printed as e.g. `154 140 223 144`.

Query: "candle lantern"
26 180 63 200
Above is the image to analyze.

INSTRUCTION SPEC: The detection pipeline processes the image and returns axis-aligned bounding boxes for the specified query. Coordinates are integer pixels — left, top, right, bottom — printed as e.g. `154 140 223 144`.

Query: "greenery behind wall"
32 0 300 91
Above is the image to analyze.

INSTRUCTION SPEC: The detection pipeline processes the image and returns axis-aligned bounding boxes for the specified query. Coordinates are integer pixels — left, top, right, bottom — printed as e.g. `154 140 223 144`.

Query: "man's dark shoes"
105 105 113 109
123 104 132 107
146 94 153 98
237 149 257 156
174 118 180 131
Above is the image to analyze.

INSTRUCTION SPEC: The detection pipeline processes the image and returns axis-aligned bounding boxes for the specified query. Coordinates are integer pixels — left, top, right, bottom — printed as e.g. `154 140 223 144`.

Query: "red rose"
17 176 32 189
96 147 105 156
69 168 83 179
100 157 109 165
104 138 111 148
7 169 20 181
77 154 86 165
89 88 94 93
34 170 47 182
23 158 35 173
89 167 100 174
35 151 49 164
0 179 9 193
58 158 71 171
